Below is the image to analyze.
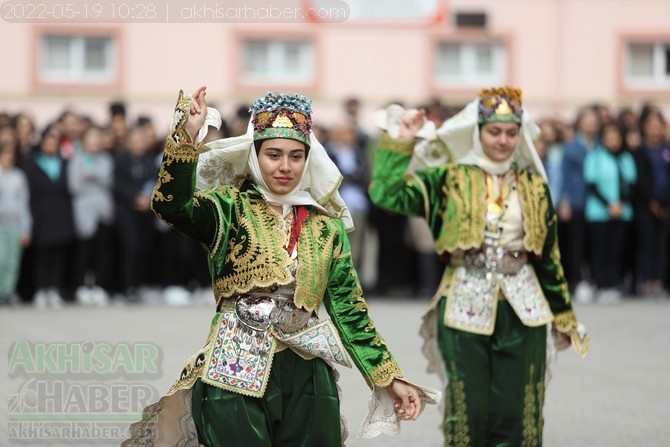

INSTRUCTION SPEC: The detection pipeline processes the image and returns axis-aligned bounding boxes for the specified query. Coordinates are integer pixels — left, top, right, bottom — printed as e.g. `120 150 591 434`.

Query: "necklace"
484 171 517 235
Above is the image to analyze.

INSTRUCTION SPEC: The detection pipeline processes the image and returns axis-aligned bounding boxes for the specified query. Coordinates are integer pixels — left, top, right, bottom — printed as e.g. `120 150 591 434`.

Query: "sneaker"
47 289 64 309
163 286 192 307
596 288 622 305
573 281 594 304
89 287 110 307
76 286 94 305
33 290 48 310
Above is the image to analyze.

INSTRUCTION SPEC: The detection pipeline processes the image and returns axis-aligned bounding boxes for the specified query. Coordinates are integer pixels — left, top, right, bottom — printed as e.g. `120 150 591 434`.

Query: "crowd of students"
0 97 668 307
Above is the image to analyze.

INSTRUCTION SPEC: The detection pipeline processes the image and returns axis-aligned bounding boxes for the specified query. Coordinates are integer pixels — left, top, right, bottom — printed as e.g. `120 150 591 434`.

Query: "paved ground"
1 296 669 446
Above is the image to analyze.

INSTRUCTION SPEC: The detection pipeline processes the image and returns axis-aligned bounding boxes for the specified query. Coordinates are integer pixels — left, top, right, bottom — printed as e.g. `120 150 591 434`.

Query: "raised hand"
186 85 208 140
397 109 427 141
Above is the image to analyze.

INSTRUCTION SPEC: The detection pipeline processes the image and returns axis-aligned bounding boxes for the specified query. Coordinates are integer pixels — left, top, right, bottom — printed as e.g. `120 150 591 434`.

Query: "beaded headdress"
477 87 523 124
249 92 313 146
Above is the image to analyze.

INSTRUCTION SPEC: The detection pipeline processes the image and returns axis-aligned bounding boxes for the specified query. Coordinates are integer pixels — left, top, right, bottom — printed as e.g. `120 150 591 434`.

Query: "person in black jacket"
113 126 159 302
631 109 670 298
23 123 75 308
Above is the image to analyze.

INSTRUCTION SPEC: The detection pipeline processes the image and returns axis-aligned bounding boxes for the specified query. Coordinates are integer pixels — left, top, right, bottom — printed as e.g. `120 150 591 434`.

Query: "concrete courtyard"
1 296 668 446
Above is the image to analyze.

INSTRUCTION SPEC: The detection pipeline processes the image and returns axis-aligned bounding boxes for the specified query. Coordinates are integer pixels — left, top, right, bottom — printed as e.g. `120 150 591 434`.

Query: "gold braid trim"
164 142 200 164
193 190 225 255
517 170 549 256
377 132 415 155
368 359 403 387
553 310 590 357
552 309 578 332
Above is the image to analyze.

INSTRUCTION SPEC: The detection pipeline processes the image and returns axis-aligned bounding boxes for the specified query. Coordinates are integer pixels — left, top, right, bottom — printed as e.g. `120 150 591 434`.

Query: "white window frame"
241 39 314 84
625 42 670 89
434 41 506 87
39 34 116 84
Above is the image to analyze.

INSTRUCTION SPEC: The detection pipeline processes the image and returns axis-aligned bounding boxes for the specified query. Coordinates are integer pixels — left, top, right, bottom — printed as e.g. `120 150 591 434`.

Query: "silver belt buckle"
235 295 275 331
235 294 313 334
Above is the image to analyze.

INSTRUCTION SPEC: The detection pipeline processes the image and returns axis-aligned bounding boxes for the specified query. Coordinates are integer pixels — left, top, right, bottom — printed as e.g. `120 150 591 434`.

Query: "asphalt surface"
1 296 669 446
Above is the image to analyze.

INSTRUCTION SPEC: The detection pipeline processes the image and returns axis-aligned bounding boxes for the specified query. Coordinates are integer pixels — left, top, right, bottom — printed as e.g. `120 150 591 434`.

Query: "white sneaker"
596 288 622 305
573 281 594 304
76 286 94 305
47 289 64 309
33 290 48 310
163 286 192 307
90 287 110 307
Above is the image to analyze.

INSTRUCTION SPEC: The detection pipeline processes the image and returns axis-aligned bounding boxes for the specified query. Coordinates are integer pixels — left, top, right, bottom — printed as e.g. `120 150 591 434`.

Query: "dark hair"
638 106 666 139
137 115 153 127
109 101 126 117
598 121 626 151
40 122 60 141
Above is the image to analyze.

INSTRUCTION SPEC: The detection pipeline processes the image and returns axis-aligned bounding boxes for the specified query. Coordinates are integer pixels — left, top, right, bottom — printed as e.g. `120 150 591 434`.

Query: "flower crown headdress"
249 92 313 146
477 87 523 124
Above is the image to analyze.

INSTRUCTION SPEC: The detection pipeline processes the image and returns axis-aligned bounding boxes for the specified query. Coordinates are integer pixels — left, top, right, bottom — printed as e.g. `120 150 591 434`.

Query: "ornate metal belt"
234 293 314 335
462 247 527 275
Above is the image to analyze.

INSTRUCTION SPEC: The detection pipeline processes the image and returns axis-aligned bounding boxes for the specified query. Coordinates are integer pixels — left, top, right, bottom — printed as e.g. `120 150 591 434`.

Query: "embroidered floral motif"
203 311 277 398
275 320 352 367
444 264 553 335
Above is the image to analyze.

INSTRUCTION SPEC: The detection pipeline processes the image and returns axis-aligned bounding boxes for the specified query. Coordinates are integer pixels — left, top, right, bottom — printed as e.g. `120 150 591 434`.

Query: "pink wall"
2 0 670 131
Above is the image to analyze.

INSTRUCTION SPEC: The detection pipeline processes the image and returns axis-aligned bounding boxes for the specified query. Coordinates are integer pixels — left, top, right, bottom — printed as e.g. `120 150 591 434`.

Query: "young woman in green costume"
122 86 439 447
369 87 590 447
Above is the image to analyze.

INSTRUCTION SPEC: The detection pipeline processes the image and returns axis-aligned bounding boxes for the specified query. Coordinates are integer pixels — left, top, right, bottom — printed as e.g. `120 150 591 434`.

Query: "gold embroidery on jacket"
193 191 224 255
435 166 487 254
368 359 403 387
517 171 549 256
294 214 336 313
552 309 578 332
378 132 415 154
214 197 292 298
350 283 367 312
212 198 337 314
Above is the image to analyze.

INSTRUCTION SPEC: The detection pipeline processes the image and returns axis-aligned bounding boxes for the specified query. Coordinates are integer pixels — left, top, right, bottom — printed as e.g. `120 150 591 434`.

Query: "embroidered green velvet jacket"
150 116 403 389
369 133 587 354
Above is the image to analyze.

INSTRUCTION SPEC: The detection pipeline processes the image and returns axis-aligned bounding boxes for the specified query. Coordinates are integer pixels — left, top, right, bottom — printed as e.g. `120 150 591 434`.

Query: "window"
435 41 506 86
625 42 670 88
454 12 487 28
40 35 116 83
242 39 314 84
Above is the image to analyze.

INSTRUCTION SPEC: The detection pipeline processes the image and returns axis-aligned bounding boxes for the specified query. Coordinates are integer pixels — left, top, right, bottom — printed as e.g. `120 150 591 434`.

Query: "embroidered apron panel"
501 264 553 326
444 266 498 335
202 310 276 398
276 320 353 368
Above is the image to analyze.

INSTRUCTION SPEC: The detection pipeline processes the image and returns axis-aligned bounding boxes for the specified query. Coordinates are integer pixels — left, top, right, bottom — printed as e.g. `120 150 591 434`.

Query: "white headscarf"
374 99 546 179
437 99 546 179
194 110 354 231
